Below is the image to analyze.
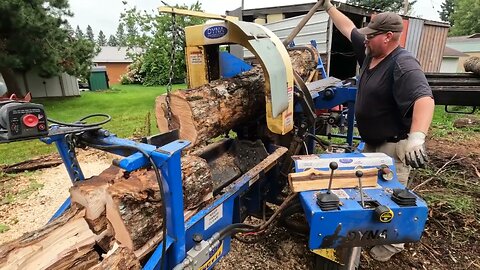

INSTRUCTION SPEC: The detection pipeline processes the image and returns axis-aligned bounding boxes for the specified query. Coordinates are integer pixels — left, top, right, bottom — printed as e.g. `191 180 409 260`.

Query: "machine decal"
198 242 223 270
331 189 349 199
345 229 388 243
204 25 228 39
190 51 203 64
204 204 223 230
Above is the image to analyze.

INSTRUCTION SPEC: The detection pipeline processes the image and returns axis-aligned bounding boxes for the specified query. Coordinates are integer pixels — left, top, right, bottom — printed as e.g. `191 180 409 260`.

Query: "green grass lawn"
0 84 185 165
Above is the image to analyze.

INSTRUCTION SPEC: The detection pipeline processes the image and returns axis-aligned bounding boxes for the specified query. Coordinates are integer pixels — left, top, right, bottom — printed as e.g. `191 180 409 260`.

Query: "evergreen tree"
97 30 107 46
116 23 126 46
439 0 455 25
0 0 97 96
75 25 84 39
86 25 94 42
107 35 118 46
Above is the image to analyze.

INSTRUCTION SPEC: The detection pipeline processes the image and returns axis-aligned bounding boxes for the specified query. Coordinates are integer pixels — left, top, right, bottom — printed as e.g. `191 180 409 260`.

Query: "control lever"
326 161 338 193
316 162 340 211
356 170 365 208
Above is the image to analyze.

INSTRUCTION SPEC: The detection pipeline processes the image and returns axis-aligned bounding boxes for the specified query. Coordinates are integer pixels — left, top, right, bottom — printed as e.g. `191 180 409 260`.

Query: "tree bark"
464 56 480 76
156 66 265 147
0 67 22 98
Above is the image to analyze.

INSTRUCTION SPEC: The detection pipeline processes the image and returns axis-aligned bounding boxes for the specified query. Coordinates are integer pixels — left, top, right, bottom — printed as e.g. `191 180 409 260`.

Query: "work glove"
396 132 428 169
318 0 334 11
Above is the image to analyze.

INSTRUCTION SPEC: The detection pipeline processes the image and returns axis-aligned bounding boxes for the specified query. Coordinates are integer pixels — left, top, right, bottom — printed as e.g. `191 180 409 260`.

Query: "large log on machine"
155 50 319 147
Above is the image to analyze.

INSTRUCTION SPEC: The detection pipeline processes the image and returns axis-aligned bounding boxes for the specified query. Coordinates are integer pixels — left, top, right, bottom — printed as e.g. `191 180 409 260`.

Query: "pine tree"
97 30 107 46
116 23 126 46
107 35 118 46
438 0 455 26
86 25 94 42
75 25 84 39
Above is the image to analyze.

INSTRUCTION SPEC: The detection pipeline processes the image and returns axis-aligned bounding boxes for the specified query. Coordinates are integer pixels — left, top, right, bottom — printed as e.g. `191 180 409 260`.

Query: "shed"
440 46 468 73
13 68 79 98
229 1 449 79
93 46 134 85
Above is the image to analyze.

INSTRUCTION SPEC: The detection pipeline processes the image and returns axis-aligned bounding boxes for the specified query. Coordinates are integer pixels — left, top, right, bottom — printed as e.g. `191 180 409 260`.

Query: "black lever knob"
356 170 365 208
327 162 338 193
193 233 203 244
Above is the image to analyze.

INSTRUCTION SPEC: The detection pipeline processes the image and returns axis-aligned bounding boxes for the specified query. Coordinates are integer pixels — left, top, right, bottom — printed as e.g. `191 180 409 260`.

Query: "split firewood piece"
91 242 141 270
70 165 122 232
105 169 163 253
155 66 265 147
464 56 480 76
0 206 99 270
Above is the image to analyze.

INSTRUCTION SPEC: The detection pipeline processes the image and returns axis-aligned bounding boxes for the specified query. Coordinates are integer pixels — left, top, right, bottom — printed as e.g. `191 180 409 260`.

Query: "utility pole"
403 0 409 15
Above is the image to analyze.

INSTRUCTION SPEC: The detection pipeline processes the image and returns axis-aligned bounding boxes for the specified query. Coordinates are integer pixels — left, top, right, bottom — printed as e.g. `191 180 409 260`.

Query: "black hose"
48 113 111 127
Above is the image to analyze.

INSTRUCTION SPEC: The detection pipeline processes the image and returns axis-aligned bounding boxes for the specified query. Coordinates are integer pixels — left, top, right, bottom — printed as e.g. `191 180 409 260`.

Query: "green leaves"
346 0 416 13
119 1 206 86
450 0 480 36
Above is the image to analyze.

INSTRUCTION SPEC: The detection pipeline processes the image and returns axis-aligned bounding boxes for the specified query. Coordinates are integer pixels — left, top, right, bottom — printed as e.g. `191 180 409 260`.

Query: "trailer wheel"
314 247 360 270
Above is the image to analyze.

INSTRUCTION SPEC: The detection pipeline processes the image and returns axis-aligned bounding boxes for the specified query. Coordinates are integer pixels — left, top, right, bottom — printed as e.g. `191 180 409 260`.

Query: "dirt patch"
0 149 112 245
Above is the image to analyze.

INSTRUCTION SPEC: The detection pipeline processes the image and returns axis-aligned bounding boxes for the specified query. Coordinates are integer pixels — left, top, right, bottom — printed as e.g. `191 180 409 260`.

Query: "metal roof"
446 34 480 53
443 46 468 57
93 46 134 63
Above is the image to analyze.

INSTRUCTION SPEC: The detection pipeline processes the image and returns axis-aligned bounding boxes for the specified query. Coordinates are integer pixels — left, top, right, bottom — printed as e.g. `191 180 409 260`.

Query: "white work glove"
396 132 428 169
318 0 334 11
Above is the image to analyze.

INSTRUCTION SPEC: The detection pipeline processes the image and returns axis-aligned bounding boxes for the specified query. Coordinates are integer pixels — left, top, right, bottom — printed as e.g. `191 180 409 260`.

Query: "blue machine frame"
42 127 287 269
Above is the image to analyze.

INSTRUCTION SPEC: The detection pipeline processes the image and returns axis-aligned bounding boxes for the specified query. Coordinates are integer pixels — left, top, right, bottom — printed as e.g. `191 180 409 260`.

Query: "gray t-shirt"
350 29 433 145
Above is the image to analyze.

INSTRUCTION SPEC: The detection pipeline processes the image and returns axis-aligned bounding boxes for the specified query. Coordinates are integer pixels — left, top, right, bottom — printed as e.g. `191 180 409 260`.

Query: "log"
91 242 141 270
1 154 62 173
156 66 265 147
105 157 213 257
464 56 480 76
288 45 320 82
0 206 100 270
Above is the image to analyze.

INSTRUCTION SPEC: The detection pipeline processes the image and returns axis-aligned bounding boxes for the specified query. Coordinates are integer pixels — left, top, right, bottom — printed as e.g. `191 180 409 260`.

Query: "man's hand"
396 132 428 168
319 0 334 11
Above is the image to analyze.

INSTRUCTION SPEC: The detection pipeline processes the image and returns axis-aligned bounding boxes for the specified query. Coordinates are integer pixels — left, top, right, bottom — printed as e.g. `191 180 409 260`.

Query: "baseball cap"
358 12 404 35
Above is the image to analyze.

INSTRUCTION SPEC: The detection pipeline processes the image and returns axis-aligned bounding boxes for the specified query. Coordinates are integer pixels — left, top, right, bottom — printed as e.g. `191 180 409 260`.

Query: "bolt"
398 212 402 216
414 217 418 221
318 234 322 237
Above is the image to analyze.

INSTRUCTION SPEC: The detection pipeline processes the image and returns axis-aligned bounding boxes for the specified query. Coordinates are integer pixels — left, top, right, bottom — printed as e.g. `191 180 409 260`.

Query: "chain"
165 13 178 130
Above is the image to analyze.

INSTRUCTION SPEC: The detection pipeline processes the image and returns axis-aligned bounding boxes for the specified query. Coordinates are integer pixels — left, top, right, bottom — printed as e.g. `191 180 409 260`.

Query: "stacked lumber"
0 155 213 269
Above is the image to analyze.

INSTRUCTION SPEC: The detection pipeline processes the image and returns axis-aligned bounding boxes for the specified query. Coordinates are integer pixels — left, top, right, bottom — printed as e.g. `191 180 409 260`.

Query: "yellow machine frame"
159 7 294 135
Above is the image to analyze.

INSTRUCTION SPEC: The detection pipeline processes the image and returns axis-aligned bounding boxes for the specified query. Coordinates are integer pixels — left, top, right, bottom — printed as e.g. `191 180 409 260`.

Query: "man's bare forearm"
410 96 435 135
326 6 356 41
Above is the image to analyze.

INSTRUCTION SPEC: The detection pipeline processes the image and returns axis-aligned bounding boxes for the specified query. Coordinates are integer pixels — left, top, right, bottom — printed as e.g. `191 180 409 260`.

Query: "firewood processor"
4 4 479 270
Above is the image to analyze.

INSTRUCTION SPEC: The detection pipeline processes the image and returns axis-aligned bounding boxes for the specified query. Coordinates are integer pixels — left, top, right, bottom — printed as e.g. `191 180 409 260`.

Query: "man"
319 0 435 262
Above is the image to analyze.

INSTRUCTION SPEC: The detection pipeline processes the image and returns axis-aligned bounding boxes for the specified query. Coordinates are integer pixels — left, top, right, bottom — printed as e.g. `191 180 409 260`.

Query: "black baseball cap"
358 12 404 35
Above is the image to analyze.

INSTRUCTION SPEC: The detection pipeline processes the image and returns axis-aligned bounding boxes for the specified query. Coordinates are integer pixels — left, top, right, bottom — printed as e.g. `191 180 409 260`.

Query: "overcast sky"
67 0 445 37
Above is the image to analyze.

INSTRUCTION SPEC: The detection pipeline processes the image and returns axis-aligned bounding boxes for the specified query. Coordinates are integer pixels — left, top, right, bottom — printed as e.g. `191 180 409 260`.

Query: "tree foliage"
439 0 455 25
450 0 480 36
116 23 127 46
97 30 107 46
119 1 206 86
0 0 97 95
346 0 416 13
107 35 118 46
75 25 84 39
86 25 95 42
